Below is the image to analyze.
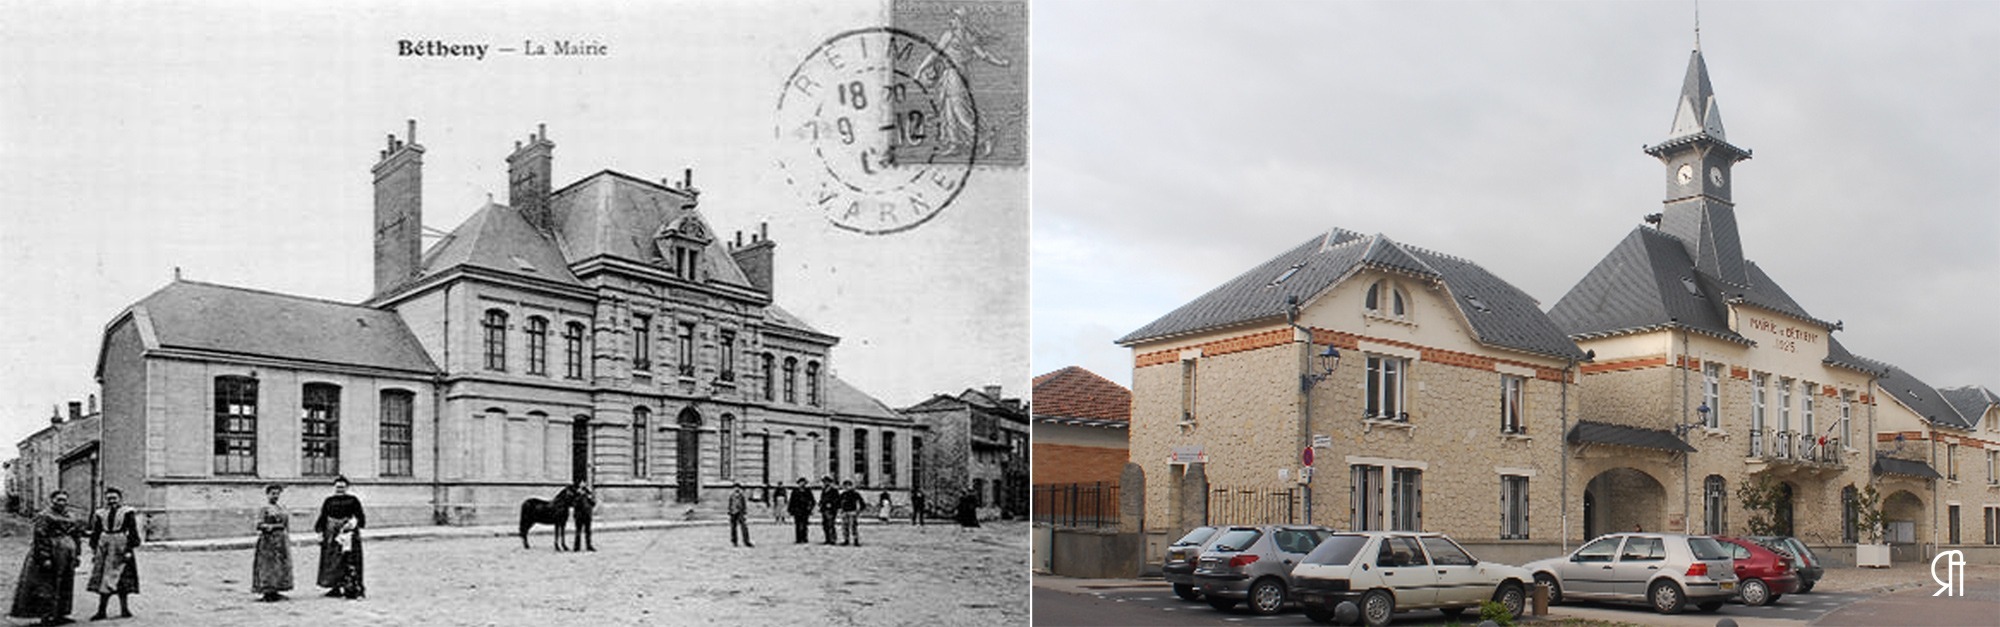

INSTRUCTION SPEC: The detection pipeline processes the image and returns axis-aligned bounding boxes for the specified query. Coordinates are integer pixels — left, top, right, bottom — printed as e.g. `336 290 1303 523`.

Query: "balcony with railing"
1746 428 1845 473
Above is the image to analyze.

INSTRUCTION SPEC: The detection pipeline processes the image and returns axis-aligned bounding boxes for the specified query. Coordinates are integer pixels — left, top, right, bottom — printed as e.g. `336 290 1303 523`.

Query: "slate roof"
1566 420 1696 454
1939 386 1997 430
415 203 582 287
121 280 439 374
1031 366 1131 424
904 388 1028 421
547 170 755 289
1551 226 1836 345
1118 229 1585 361
1873 455 1943 481
824 375 904 422
1869 359 1975 430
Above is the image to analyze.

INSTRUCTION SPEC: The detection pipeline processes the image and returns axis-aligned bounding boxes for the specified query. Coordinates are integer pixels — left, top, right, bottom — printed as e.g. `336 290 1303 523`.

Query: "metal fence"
1033 482 1120 528
1208 487 1301 526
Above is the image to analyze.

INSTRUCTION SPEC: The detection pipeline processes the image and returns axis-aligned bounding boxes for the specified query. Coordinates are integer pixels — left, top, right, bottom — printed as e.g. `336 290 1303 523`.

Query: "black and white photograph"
1 1 1026 625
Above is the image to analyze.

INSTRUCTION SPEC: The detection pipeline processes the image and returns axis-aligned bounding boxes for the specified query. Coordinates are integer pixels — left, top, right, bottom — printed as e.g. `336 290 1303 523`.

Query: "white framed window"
1777 377 1793 435
1947 443 1960 481
1179 357 1198 424
1840 391 1854 449
1702 363 1722 428
1500 475 1529 539
1366 355 1407 422
1390 468 1422 530
1988 450 1997 485
1500 375 1525 434
1801 381 1816 449
1703 475 1727 535
1363 280 1408 318
1750 373 1767 456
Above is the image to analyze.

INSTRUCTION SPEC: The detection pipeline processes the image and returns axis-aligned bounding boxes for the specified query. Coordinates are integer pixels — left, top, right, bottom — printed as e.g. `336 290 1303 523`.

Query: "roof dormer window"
1365 280 1408 320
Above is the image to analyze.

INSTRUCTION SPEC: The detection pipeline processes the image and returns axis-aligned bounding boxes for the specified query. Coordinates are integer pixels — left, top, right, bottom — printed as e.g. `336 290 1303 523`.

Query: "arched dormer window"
1363 280 1408 319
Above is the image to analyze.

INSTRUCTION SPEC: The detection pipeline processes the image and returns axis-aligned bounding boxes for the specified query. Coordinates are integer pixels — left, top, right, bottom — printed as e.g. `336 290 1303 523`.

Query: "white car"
1289 531 1531 626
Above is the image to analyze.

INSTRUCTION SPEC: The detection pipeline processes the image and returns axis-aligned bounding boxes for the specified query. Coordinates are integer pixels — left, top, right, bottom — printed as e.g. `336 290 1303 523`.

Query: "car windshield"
1210 529 1262 553
1173 527 1217 546
1686 537 1730 561
1303 534 1369 566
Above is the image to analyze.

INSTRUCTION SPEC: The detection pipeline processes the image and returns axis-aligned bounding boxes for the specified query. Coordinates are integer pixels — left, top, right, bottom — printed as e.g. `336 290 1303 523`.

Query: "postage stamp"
892 0 1026 168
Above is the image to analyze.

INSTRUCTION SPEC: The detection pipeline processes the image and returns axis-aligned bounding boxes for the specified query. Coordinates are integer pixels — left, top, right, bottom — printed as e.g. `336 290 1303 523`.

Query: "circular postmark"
776 27 976 235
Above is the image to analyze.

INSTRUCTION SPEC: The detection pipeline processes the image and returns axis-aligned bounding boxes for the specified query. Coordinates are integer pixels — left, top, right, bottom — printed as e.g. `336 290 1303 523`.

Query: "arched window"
853 429 869 487
632 406 651 478
379 389 415 477
761 353 776 400
1365 281 1380 310
564 322 587 379
806 361 822 407
783 357 799 404
881 432 896 488
213 376 259 475
1364 280 1407 318
483 309 509 371
720 414 736 480
1702 475 1727 535
526 316 549 375
302 383 341 476
1841 485 1859 543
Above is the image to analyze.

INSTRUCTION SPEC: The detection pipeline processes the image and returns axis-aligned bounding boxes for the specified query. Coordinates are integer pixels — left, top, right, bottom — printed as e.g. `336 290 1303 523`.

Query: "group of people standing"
771 476 880 547
8 476 367 625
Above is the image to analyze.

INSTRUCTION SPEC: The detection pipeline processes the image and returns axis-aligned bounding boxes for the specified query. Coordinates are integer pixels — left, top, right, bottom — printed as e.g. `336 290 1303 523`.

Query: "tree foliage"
1735 475 1786 536
1854 483 1887 544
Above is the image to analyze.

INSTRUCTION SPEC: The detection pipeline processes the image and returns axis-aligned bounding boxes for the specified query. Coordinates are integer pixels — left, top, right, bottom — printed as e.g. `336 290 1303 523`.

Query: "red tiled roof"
1032 366 1131 423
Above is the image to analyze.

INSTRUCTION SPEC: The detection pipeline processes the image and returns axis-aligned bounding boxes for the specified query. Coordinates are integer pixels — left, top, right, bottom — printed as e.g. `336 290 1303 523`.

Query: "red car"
1714 536 1799 606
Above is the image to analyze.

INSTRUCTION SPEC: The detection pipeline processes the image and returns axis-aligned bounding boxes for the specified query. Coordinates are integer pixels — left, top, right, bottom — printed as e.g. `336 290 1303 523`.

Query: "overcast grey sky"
0 1 1026 451
1032 2 1998 396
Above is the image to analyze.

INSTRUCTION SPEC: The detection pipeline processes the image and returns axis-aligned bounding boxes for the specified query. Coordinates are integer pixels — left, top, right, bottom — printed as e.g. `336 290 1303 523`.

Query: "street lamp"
1675 402 1711 437
1299 344 1342 391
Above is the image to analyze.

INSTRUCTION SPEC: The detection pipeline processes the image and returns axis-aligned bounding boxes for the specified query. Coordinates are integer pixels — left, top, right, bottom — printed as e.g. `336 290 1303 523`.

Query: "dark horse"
518 486 581 550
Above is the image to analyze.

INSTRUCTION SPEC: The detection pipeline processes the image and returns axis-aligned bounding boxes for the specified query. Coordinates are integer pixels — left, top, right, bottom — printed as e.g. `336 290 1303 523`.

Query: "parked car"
1746 535 1822 593
1191 525 1336 615
1522 533 1739 614
1290 531 1532 626
1163 526 1223 601
1715 536 1800 606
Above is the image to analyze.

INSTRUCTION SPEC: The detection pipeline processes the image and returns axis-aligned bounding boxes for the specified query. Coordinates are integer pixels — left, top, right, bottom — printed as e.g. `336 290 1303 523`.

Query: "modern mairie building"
1120 227 1587 563
1550 48 1997 562
91 122 921 539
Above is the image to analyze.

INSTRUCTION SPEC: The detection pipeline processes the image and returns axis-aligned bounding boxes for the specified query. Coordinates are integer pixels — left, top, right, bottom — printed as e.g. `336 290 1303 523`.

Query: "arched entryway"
1583 467 1667 538
1884 489 1925 544
676 408 702 503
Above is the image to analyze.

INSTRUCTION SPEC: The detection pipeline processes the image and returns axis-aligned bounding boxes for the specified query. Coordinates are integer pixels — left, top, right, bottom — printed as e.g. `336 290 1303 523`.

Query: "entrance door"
571 416 591 484
1583 491 1597 538
1774 483 1795 536
676 408 701 503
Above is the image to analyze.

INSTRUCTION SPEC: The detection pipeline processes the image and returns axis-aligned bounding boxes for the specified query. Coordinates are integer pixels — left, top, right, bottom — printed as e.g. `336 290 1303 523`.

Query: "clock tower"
1646 48 1752 286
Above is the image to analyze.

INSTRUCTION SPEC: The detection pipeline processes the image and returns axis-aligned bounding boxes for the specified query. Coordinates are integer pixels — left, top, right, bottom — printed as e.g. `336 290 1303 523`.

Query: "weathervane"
1694 0 1702 50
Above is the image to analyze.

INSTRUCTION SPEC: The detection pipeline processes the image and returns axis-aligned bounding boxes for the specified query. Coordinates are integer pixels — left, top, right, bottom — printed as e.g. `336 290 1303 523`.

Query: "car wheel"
1697 601 1724 612
1302 604 1334 625
1361 589 1395 627
1798 580 1815 594
1206 595 1239 611
1534 572 1563 605
1740 578 1770 606
1494 581 1526 619
1649 580 1686 614
1247 578 1287 616
1173 584 1202 601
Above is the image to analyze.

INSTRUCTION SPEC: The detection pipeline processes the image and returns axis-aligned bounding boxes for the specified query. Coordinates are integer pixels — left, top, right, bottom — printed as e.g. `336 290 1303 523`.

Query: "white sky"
1031 1 2000 401
0 1 1027 450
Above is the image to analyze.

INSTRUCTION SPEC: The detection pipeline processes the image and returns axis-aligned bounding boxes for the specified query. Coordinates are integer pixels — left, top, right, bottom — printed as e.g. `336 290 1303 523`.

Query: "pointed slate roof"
1119 229 1585 361
1031 366 1131 424
115 280 439 374
1939 386 1997 431
1864 357 1975 430
1647 49 1750 160
1551 226 1837 345
416 203 582 286
547 170 755 289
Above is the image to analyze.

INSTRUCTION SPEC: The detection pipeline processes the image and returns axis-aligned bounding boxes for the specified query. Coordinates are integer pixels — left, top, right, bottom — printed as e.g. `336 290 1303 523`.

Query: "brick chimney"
729 222 776 294
982 385 1002 400
508 123 555 233
67 401 81 422
50 404 61 425
373 119 425 296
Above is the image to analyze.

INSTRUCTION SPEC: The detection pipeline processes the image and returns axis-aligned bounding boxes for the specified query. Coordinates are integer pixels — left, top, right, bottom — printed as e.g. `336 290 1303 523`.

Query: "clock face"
1677 164 1694 185
1709 167 1725 187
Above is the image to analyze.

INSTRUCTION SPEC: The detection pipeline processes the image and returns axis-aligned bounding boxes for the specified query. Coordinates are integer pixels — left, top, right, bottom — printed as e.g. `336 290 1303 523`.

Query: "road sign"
1312 434 1332 449
1302 447 1315 467
1169 445 1207 464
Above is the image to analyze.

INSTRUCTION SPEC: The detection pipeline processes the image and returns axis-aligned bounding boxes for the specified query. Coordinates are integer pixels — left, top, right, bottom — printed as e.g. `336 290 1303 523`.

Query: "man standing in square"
727 482 753 548
818 476 841 545
839 480 864 546
786 478 815 544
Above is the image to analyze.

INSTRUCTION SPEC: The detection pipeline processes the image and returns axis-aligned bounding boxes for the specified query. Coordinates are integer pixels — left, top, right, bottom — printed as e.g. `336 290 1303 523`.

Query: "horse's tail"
519 499 541 540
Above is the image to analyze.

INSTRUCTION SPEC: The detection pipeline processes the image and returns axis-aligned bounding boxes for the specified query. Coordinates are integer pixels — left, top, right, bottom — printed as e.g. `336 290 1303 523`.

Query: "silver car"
1163 526 1222 601
1191 525 1336 615
1523 533 1739 614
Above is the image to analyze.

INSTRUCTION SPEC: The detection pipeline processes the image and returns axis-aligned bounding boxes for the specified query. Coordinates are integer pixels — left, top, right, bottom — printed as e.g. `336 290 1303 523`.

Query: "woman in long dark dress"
252 484 294 602
9 490 84 626
314 476 365 599
85 487 141 620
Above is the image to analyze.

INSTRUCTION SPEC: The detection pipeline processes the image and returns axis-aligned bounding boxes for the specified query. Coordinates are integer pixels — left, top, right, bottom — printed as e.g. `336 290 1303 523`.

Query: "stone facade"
906 387 1030 519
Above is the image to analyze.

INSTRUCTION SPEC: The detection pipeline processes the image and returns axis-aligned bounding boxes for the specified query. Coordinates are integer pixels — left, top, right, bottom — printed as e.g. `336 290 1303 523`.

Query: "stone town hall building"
94 122 922 539
1125 46 1998 564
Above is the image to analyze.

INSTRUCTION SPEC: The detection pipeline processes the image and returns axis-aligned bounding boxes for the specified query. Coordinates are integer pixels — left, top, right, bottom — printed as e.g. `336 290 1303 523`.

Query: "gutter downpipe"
1286 299 1313 526
1678 321 1692 534
1560 355 1579 553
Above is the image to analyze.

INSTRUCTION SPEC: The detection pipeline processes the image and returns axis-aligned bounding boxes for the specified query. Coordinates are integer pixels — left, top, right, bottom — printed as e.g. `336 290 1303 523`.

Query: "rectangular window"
1702 363 1722 428
379 390 414 477
632 314 652 371
1840 391 1853 449
911 436 925 491
677 321 696 377
1985 506 1998 545
807 362 822 407
526 317 548 375
1704 476 1728 535
1499 375 1525 434
783 358 798 404
1949 505 1961 545
564 322 586 379
1801 382 1815 449
301 383 340 476
1350 464 1383 531
1777 378 1793 456
829 427 841 480
881 432 897 488
213 377 258 475
1390 467 1422 531
1947 443 1959 481
720 415 735 480
853 430 870 487
483 310 508 371
1750 373 1767 456
1366 356 1406 422
1500 475 1529 539
1179 358 1197 423
1989 450 1997 485
718 330 737 382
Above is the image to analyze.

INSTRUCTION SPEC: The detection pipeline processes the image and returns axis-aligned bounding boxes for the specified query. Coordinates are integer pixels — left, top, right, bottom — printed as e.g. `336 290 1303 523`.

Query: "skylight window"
1682 276 1701 297
1269 263 1304 287
1465 295 1492 313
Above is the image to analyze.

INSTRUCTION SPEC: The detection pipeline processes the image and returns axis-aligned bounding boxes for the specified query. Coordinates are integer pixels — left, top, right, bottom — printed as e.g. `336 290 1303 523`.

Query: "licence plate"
1299 593 1323 605
1720 581 1735 591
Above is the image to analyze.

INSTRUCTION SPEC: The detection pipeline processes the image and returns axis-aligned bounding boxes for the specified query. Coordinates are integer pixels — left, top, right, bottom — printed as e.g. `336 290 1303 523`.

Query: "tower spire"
1694 0 1701 51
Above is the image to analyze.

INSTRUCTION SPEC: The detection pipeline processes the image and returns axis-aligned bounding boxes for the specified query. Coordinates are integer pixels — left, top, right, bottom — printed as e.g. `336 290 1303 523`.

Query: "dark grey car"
1164 526 1223 600
1191 525 1336 615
